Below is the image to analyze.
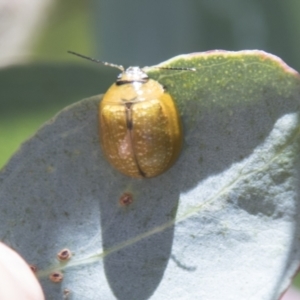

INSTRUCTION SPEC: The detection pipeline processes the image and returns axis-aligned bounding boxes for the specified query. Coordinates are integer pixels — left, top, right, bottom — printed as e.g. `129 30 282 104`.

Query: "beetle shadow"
99 171 180 300
177 87 300 191
99 84 300 299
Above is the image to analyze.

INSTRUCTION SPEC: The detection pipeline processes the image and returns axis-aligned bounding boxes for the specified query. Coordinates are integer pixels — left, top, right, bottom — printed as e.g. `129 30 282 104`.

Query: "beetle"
68 51 195 178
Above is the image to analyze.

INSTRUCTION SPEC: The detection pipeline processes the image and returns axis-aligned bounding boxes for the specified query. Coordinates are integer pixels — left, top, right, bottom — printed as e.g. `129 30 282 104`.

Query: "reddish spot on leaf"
119 192 134 206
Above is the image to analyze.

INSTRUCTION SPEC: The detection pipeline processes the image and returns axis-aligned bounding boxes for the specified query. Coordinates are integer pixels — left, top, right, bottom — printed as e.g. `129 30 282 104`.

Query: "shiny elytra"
67 51 193 178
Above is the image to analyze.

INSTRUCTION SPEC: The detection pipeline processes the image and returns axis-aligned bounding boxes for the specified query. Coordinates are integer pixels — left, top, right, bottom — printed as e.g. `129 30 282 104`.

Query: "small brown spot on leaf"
49 271 63 283
119 192 133 206
57 248 72 261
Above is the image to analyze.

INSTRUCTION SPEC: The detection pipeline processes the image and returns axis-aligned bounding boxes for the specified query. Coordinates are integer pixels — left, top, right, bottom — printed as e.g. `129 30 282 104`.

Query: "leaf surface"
1 50 300 300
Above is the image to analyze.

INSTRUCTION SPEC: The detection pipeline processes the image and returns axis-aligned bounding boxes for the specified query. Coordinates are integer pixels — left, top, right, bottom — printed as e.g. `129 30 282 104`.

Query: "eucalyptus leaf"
1 50 300 300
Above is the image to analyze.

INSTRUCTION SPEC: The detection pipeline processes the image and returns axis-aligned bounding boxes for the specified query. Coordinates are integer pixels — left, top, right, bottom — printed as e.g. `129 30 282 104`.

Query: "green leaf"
1 50 300 299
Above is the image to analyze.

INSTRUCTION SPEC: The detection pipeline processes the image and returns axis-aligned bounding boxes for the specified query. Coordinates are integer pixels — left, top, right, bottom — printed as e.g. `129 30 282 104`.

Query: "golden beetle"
68 51 194 178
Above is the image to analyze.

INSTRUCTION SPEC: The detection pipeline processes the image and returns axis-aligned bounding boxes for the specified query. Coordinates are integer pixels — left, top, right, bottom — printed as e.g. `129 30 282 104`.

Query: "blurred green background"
1 0 300 290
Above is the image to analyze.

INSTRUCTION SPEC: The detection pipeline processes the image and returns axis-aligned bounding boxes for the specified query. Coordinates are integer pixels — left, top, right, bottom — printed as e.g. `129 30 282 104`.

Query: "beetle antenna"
67 51 124 72
154 66 196 72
